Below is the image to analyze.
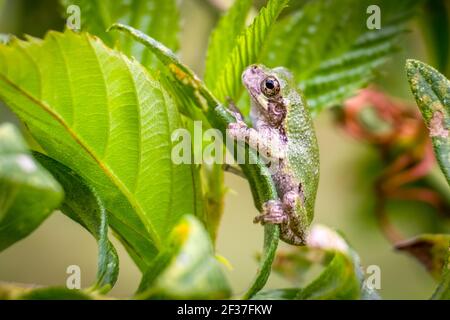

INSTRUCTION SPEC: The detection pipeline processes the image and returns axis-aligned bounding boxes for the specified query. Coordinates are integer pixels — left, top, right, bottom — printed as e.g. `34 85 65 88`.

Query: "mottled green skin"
281 71 320 224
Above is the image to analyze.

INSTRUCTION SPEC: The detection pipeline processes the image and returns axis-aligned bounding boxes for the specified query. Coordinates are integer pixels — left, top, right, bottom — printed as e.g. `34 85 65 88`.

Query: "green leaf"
204 0 253 88
0 31 201 270
0 284 97 300
297 252 361 300
418 0 450 76
136 215 231 299
271 246 333 283
406 59 450 185
109 24 281 297
61 0 179 68
396 234 450 280
405 59 450 300
263 0 417 114
18 288 95 300
60 0 116 45
34 152 119 293
0 123 63 251
211 0 289 102
296 226 363 300
0 34 10 44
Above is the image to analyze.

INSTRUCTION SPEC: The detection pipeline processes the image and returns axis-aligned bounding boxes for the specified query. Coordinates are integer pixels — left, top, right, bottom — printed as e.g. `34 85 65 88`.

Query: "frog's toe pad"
254 200 287 225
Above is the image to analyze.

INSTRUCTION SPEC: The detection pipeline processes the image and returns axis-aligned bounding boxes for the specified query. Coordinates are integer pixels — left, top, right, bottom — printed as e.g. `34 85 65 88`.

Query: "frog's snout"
242 64 264 88
243 64 260 77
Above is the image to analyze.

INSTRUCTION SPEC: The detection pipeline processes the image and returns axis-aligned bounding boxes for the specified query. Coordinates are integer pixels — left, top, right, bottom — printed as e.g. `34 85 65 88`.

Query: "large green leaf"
211 0 289 102
204 0 253 88
136 215 231 299
109 24 281 297
34 153 119 293
406 59 450 185
263 0 417 114
0 31 201 270
432 249 450 300
0 123 63 251
60 0 179 68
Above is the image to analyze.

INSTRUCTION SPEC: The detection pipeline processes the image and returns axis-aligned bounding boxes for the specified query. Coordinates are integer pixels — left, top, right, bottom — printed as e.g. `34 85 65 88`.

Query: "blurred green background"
0 0 448 299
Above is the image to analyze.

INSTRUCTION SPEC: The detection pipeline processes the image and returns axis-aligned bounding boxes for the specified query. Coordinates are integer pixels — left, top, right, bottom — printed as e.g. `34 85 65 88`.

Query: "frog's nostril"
249 65 258 74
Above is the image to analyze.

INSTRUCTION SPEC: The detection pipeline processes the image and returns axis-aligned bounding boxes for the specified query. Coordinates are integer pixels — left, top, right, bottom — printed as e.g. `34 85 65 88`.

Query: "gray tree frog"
228 64 319 245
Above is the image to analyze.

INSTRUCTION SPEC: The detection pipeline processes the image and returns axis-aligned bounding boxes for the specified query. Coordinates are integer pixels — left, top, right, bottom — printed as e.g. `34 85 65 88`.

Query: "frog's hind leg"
253 200 287 224
282 190 307 239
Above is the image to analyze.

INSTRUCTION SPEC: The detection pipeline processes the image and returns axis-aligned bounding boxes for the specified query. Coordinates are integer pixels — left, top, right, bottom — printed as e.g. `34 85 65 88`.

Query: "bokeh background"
0 0 449 299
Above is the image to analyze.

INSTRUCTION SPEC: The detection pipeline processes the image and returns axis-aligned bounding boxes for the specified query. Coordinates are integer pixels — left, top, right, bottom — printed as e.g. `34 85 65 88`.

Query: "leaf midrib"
0 73 163 249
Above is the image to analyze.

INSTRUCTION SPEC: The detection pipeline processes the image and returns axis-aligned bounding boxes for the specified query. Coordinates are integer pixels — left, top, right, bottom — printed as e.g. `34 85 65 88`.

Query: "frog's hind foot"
254 200 287 225
279 223 307 246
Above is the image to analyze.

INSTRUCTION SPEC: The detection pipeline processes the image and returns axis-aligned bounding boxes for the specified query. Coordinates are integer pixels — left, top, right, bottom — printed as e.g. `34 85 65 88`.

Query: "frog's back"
284 88 319 224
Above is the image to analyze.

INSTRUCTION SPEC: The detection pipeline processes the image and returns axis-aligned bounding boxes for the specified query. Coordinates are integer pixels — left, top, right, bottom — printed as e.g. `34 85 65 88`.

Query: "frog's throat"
254 94 269 111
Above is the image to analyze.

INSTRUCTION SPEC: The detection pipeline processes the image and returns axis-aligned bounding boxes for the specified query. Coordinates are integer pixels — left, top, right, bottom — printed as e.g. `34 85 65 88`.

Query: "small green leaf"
136 215 231 300
0 34 10 44
211 0 289 102
204 0 253 88
264 0 366 80
0 123 63 251
396 234 450 280
268 225 379 300
406 59 450 185
252 288 298 300
34 153 119 293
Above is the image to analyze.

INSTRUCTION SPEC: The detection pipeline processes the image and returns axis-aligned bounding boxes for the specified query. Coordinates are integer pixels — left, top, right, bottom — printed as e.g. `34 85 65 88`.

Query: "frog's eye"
261 76 280 97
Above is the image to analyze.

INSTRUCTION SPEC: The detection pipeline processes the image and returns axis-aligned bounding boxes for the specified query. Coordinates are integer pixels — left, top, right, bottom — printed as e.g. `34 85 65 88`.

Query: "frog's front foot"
254 200 287 225
227 121 250 145
227 121 247 133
